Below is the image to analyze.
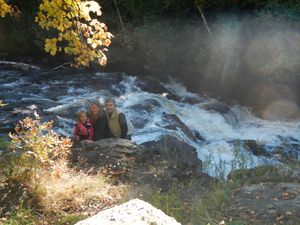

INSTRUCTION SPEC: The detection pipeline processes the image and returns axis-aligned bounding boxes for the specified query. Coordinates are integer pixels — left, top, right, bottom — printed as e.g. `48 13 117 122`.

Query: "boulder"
71 138 147 174
158 113 203 141
75 198 181 225
129 99 161 128
141 135 202 174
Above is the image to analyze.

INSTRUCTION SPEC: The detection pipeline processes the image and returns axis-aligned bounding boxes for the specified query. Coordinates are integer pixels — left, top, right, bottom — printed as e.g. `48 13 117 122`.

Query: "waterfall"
1 68 300 178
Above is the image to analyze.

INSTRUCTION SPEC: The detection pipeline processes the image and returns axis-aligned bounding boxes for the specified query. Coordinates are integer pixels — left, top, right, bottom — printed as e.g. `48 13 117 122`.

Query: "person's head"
89 101 101 116
77 111 88 124
104 98 116 114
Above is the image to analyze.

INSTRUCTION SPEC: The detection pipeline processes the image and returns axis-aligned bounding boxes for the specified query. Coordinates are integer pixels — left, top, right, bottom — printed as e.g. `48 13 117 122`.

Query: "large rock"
75 198 181 225
158 113 204 141
72 138 147 174
141 135 202 174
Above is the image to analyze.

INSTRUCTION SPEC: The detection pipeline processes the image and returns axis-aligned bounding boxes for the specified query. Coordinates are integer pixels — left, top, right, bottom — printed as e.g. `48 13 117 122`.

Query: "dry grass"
38 160 127 216
1 158 128 224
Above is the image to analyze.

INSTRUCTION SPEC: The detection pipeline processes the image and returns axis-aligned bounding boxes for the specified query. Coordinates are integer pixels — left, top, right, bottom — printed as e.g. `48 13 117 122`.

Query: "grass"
123 160 300 225
1 120 299 225
2 207 36 225
0 136 9 151
0 158 127 224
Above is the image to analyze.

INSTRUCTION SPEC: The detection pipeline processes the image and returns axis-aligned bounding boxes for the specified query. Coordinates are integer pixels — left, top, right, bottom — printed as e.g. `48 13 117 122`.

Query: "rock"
135 76 171 95
141 135 202 174
75 198 181 225
201 100 231 114
158 113 200 141
243 140 271 157
231 182 300 224
129 99 161 128
72 138 147 173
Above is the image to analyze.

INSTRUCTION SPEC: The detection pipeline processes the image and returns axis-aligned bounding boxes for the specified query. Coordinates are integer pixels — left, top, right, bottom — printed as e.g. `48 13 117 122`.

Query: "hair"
87 101 103 122
104 98 116 106
77 111 87 123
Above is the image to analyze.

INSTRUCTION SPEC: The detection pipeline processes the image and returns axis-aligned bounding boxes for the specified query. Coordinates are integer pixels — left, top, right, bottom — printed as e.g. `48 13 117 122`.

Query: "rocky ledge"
71 136 205 189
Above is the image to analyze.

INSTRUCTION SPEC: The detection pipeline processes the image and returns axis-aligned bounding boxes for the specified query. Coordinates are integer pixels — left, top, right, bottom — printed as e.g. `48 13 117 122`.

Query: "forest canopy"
0 0 299 67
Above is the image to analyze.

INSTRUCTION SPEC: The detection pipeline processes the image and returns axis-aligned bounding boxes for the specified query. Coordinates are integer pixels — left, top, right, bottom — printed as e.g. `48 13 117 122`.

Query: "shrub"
3 116 72 187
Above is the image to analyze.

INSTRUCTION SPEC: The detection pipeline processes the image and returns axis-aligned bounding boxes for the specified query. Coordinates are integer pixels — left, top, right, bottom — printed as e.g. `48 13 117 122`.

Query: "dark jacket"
90 116 111 141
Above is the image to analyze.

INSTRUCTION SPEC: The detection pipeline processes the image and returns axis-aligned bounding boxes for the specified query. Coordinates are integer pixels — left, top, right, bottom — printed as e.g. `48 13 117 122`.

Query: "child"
74 111 94 142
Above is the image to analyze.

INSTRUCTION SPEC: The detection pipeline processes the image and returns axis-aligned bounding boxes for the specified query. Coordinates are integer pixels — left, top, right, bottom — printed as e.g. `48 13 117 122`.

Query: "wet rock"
75 198 181 225
135 76 170 94
158 113 200 141
201 100 231 114
181 96 203 105
129 99 161 128
271 138 300 161
192 130 205 141
130 99 161 113
243 140 271 157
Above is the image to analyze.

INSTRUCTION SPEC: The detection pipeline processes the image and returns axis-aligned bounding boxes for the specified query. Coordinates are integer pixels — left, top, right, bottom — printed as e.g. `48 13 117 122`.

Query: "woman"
87 101 111 141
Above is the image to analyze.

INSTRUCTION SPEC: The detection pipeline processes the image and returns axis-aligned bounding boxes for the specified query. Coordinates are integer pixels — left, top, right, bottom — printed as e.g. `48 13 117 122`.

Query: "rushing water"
1 67 300 178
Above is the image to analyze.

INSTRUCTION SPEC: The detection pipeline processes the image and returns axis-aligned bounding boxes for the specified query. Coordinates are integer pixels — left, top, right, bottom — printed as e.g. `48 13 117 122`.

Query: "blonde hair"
76 111 87 123
87 101 104 122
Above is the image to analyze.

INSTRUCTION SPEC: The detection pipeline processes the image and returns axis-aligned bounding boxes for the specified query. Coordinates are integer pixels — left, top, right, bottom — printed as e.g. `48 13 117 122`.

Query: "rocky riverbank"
72 138 300 225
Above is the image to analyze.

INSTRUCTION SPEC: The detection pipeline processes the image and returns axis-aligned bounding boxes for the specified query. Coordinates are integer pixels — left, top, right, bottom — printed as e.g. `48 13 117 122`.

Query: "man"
104 98 132 140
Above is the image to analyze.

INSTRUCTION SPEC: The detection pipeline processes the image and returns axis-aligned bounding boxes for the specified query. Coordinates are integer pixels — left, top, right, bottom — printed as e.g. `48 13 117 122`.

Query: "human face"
105 101 115 114
79 113 88 123
90 104 100 115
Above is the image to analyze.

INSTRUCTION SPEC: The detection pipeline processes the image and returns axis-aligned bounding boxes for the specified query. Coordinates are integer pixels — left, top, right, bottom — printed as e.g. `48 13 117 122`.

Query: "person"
104 98 133 140
87 101 111 141
73 111 94 142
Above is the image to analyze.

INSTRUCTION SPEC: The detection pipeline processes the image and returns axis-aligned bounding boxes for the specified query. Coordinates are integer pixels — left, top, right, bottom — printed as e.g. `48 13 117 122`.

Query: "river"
1 66 300 178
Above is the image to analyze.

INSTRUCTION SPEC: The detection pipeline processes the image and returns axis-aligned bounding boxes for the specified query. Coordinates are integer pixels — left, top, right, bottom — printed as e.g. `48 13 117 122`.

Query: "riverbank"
1 136 300 225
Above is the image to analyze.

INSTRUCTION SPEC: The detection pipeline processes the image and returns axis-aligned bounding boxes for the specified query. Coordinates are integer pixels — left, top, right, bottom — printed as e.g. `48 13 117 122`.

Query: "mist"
110 13 300 120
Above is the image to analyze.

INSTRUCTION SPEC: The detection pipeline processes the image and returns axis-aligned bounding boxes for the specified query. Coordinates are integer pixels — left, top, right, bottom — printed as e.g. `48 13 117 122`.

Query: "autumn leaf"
36 0 112 67
0 0 12 17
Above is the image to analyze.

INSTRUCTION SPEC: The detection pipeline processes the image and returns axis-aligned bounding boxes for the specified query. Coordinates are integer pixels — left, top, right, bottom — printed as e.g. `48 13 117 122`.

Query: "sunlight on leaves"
0 0 12 17
36 0 113 67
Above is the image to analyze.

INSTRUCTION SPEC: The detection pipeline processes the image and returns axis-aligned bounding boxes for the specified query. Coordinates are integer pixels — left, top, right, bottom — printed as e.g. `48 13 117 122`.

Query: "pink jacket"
74 121 94 141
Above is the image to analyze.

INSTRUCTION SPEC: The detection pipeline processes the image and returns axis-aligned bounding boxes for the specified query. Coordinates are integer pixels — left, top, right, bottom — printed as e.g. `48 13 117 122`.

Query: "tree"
36 0 113 67
0 0 12 17
0 0 113 67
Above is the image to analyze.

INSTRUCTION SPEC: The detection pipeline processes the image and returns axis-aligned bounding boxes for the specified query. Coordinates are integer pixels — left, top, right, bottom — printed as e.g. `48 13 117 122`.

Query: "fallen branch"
0 60 40 70
50 62 72 70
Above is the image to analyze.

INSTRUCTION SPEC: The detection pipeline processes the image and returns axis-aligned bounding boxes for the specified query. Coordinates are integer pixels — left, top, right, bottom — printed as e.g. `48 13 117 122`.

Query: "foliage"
0 116 126 224
2 207 36 225
35 0 113 67
0 0 12 17
148 184 191 223
6 116 72 184
0 137 9 151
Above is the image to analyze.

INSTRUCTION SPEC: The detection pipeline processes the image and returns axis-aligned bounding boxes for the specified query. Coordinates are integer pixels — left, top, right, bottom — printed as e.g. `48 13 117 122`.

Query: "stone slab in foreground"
75 198 181 225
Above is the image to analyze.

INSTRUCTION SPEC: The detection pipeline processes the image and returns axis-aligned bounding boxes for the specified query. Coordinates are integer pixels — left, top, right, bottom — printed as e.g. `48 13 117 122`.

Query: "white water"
2 70 300 178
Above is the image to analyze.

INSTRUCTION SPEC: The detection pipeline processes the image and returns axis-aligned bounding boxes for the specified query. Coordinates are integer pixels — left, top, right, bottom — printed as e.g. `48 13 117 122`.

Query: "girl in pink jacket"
74 111 94 142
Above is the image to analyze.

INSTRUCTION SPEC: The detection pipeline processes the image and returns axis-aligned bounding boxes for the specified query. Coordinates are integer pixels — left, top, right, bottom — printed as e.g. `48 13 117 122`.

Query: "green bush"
2 116 72 187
